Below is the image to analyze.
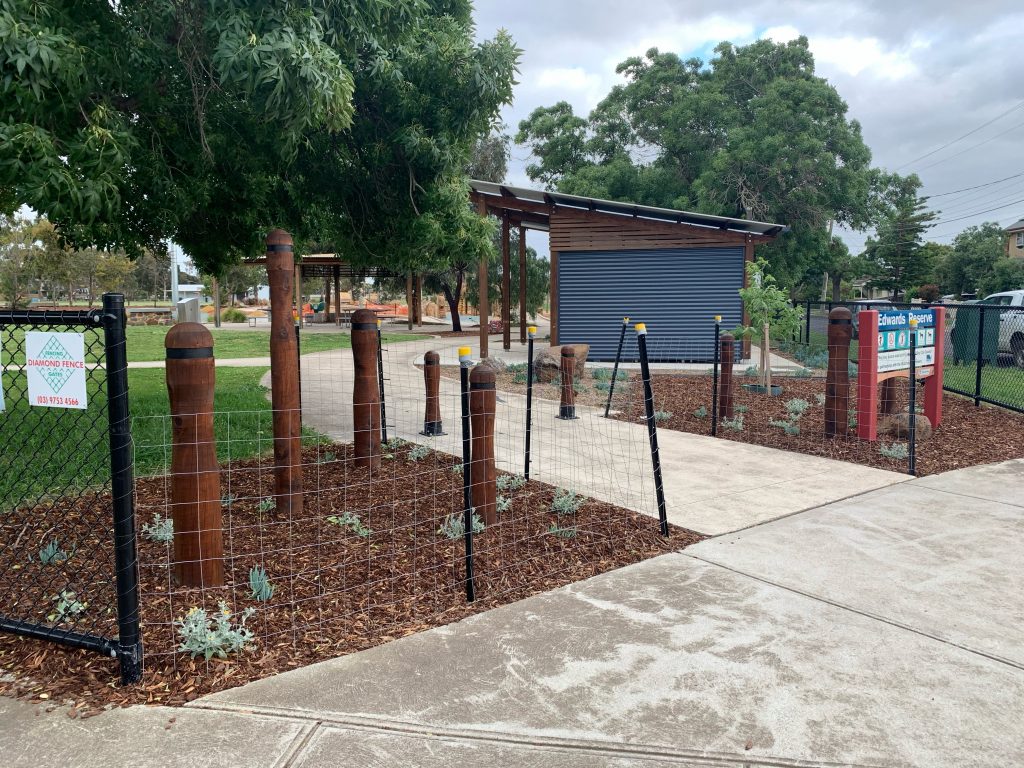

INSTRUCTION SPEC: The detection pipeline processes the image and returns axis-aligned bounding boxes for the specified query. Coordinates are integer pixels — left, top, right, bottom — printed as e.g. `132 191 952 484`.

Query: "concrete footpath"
3 460 1021 767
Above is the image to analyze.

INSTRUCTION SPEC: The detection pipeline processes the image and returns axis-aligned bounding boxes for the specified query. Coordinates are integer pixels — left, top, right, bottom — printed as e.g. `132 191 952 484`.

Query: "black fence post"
525 326 535 480
376 319 387 443
604 317 630 418
711 316 721 437
458 347 475 602
974 305 985 407
908 319 918 477
101 293 143 684
294 321 302 413
636 323 668 537
804 300 812 345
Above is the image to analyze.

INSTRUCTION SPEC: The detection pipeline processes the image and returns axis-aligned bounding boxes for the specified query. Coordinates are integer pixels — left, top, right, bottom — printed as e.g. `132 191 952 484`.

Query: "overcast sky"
473 1 1024 256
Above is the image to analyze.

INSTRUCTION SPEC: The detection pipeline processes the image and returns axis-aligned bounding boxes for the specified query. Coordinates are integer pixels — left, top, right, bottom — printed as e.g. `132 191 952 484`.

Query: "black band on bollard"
166 347 214 359
829 318 853 325
351 321 377 331
266 243 293 252
470 381 496 391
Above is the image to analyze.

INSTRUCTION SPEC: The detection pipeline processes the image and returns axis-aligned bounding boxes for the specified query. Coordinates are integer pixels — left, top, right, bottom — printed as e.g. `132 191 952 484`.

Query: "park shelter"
469 180 788 360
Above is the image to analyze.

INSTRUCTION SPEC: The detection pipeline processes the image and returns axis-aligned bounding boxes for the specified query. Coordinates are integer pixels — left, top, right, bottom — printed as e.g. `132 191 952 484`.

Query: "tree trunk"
830 272 843 302
762 323 772 390
441 270 464 332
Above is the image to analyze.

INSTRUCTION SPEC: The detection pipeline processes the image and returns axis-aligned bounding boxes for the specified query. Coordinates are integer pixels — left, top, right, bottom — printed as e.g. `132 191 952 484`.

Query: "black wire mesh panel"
0 301 140 680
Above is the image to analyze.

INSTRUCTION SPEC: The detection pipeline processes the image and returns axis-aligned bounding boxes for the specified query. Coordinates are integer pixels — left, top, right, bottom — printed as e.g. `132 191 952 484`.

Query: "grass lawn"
0 325 421 363
944 361 1024 410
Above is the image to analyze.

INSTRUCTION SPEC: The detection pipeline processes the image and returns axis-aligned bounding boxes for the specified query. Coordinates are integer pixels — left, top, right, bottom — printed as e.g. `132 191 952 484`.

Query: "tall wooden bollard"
165 323 223 587
352 308 381 470
718 333 735 422
558 346 578 420
266 229 303 516
470 364 497 526
825 307 853 437
421 351 445 436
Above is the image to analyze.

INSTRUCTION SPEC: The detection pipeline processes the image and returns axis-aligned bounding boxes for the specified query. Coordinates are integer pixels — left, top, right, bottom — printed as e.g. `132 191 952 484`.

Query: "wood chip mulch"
0 443 697 717
616 374 1024 475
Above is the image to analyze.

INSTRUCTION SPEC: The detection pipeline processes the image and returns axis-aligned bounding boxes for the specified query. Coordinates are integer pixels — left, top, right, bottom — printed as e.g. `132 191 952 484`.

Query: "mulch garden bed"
619 374 1024 475
0 442 696 717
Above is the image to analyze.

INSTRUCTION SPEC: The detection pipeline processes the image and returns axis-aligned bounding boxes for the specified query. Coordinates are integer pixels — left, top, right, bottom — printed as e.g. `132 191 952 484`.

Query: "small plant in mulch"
383 437 408 452
176 602 255 661
408 444 431 462
438 511 484 540
327 511 372 538
793 367 813 379
548 524 577 539
319 451 337 464
849 409 858 429
721 414 745 432
496 473 526 492
496 496 512 514
142 514 174 544
592 368 627 382
693 406 708 419
879 442 909 460
653 410 673 423
551 488 583 516
258 498 275 514
744 365 760 378
815 393 826 405
36 540 70 565
769 418 801 436
248 566 275 602
785 398 811 418
735 405 749 414
594 380 611 393
221 493 235 506
451 462 464 475
48 590 86 623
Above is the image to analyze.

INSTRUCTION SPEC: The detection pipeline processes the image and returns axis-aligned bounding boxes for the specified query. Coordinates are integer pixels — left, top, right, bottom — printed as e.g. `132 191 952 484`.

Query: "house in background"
1007 217 1024 258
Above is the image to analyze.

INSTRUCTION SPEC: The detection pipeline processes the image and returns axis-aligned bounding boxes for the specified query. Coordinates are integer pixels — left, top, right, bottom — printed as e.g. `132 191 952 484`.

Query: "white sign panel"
877 345 936 374
25 332 88 409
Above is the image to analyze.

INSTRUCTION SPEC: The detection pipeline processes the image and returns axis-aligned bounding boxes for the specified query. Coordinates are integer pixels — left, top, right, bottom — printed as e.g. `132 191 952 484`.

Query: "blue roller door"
557 247 745 362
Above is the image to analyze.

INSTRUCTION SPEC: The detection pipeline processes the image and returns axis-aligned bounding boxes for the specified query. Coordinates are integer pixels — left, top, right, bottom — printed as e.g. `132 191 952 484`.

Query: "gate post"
825 307 852 437
352 308 382 470
101 293 143 684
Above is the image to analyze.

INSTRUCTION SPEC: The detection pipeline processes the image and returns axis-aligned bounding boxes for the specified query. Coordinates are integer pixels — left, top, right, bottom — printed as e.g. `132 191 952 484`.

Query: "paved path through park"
4 459 1021 766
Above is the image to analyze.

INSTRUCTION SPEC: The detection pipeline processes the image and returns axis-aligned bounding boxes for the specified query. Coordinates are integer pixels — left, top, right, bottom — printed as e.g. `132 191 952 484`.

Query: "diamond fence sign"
25 331 88 409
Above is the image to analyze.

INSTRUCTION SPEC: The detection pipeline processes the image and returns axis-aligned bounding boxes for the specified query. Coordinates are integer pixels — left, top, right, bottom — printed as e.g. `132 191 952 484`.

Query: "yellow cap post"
714 315 722 323
622 316 630 324
458 346 471 357
635 322 647 334
527 326 537 337
909 317 918 327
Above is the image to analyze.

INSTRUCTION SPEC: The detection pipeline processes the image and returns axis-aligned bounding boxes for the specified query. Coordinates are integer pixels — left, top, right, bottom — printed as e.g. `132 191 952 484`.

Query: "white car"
982 290 1024 368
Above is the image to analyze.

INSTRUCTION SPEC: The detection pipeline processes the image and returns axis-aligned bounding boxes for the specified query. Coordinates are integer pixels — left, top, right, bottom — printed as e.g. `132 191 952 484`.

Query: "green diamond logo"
37 336 75 393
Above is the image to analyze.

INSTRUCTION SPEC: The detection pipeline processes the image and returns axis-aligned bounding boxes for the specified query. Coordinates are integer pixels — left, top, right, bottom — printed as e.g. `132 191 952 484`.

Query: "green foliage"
551 488 583 516
438 511 484 540
591 368 627 382
815 393 826 405
408 444 431 462
547 524 577 539
319 451 337 464
944 223 1007 296
221 308 247 323
516 38 873 286
736 260 804 389
496 496 512 514
465 228 551 318
734 405 749 414
593 380 611 393
258 498 275 514
693 406 708 419
327 512 371 538
744 365 760 378
653 410 673 422
496 473 526 492
979 258 1024 296
862 173 937 299
879 443 909 460
176 602 255 660
769 418 800 435
48 589 86 623
37 539 69 565
384 437 408 452
0 2 520 277
793 367 813 379
142 514 174 544
721 414 745 432
785 398 811 417
248 566 275 602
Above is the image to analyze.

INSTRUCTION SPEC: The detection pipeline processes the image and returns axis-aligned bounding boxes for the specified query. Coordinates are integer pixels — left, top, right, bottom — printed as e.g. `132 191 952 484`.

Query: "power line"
895 99 1024 171
926 169 1024 199
915 117 1024 173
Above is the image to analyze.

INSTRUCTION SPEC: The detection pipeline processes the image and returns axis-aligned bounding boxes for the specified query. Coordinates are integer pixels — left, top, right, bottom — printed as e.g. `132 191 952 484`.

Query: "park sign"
856 307 944 441
25 331 88 409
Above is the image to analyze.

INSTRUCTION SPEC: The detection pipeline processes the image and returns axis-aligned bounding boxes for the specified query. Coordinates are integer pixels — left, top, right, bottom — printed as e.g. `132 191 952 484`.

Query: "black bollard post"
711 316 721 437
636 322 668 537
525 325 536 480
604 317 629 418
908 318 918 477
458 347 475 602
376 319 388 444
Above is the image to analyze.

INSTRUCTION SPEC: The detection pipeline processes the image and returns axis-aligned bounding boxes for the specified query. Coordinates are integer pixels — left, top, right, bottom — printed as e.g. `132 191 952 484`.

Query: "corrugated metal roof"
470 179 789 238
1007 218 1024 232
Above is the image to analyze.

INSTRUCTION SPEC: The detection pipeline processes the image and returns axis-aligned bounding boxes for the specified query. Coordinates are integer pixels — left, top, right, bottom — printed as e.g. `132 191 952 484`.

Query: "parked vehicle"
981 290 1024 368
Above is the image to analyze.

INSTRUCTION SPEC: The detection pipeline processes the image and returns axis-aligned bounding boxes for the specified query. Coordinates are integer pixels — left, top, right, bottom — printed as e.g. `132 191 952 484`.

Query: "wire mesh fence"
0 297 140 682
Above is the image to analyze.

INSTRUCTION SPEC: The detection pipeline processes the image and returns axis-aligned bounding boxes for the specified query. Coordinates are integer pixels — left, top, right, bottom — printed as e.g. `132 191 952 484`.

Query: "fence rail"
792 300 1024 414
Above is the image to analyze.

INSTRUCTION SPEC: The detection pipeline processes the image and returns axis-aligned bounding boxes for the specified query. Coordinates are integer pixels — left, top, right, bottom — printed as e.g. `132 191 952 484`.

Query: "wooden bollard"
352 308 381 470
266 229 303 516
420 351 445 436
558 346 578 420
880 378 899 416
826 307 853 436
470 364 497 526
165 323 223 587
718 333 735 422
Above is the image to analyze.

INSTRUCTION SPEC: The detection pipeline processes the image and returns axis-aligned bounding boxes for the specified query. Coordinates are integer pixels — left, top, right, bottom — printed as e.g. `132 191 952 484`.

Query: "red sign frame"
856 308 944 441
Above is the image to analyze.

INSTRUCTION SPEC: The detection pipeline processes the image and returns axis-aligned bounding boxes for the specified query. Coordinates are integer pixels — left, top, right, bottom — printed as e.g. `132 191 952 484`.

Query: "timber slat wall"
549 208 765 252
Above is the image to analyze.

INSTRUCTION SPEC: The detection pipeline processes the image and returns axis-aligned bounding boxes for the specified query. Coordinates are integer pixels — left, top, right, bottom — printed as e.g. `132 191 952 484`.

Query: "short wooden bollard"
558 346 578 420
470 364 497 525
825 307 853 437
718 333 735 422
421 350 445 436
165 323 223 587
880 378 899 416
352 308 381 470
266 229 303 516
